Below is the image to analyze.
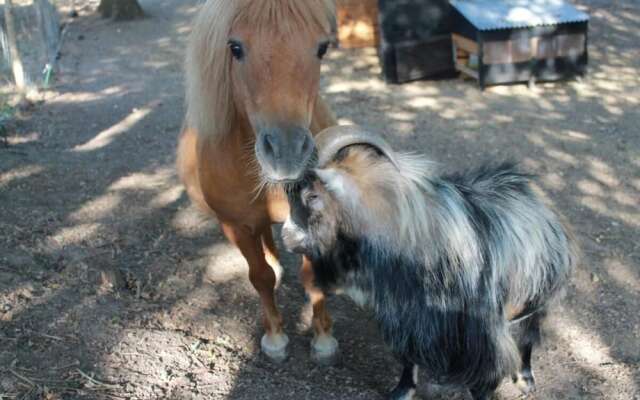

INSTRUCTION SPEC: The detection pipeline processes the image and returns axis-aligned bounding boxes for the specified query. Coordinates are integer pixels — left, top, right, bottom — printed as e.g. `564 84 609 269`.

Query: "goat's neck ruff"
342 152 484 296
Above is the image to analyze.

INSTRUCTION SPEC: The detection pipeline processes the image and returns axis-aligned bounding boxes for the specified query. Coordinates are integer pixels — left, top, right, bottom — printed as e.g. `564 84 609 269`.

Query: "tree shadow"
1 0 638 399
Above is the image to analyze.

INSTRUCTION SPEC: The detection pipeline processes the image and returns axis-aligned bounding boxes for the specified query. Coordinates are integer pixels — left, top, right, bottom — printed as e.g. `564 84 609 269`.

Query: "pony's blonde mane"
185 0 335 141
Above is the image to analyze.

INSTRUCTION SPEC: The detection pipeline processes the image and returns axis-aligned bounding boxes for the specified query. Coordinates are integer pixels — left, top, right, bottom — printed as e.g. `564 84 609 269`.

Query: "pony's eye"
317 41 329 59
228 41 244 61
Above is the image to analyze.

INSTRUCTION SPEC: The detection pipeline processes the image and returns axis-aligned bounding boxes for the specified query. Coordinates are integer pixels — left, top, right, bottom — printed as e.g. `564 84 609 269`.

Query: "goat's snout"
282 216 309 254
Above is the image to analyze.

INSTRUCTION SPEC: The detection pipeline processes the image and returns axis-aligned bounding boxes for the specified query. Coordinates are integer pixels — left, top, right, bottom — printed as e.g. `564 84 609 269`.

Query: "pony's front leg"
301 256 339 365
221 222 289 362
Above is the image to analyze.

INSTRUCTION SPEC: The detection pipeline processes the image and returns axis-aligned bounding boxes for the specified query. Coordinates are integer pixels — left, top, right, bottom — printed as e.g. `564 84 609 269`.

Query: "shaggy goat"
282 126 577 400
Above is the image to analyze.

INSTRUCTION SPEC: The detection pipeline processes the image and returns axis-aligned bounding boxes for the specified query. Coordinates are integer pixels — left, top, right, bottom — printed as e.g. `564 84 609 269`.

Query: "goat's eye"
306 193 324 211
317 41 329 59
228 41 244 60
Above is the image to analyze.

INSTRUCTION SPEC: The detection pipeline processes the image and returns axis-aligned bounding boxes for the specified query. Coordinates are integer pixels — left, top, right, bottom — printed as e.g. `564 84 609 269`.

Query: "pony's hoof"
261 333 289 363
513 370 536 394
311 334 339 366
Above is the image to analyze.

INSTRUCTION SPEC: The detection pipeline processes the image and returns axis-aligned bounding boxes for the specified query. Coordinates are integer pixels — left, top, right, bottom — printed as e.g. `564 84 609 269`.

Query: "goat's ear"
315 168 358 205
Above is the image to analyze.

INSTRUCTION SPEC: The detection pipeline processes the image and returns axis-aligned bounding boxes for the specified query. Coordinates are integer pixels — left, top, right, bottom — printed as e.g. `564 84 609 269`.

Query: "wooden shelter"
450 0 589 88
377 0 455 83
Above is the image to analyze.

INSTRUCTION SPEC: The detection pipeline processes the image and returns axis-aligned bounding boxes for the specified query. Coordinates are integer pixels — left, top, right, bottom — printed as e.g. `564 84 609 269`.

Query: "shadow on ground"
0 0 638 399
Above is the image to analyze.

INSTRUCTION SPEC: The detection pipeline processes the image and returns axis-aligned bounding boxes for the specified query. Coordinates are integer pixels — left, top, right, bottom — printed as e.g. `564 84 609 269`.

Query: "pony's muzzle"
255 125 314 182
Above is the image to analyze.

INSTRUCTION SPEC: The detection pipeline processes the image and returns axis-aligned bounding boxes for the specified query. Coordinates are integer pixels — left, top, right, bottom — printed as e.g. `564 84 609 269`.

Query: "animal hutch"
450 0 589 88
335 0 589 87
336 0 456 83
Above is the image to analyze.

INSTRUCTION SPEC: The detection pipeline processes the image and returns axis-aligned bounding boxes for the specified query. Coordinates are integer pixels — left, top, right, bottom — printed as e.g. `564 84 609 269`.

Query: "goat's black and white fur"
282 134 577 400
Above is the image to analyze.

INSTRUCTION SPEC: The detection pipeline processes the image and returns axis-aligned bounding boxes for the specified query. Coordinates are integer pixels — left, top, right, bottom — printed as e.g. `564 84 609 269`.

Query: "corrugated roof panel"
450 0 589 31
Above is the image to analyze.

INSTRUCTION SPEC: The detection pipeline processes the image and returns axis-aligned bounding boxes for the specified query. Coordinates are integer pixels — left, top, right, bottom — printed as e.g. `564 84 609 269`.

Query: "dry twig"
75 368 120 390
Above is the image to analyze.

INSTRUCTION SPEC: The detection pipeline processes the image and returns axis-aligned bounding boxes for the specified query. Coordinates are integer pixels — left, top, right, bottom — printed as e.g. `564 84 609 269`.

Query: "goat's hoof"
311 334 339 366
261 333 289 363
388 386 416 400
387 386 416 400
513 370 536 394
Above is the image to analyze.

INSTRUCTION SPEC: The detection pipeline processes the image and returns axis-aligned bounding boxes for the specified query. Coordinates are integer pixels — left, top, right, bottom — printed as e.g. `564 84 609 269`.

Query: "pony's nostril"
262 134 276 158
301 135 313 158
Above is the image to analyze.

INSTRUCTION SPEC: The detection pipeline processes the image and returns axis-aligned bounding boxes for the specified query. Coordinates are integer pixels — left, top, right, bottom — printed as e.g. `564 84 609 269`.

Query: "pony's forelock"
185 0 334 142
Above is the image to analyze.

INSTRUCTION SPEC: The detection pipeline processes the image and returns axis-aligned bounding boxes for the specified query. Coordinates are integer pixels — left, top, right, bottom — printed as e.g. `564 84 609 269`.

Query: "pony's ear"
315 168 359 206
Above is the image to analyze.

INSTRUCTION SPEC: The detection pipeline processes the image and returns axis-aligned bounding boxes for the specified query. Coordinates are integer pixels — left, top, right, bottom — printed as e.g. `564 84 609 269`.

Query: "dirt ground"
1 0 638 399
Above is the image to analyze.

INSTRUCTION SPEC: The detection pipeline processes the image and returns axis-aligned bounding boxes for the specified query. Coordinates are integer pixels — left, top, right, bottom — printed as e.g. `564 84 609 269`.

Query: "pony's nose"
296 133 314 162
261 133 280 160
256 126 315 182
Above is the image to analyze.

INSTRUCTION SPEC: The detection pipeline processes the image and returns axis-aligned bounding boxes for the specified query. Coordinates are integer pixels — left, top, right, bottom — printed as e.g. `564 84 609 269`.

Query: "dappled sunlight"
73 102 157 152
336 117 355 125
46 86 128 105
0 281 61 323
579 195 640 227
45 223 102 251
109 167 174 191
558 129 591 142
406 96 439 110
402 84 442 97
1 0 638 398
203 243 248 285
545 147 579 165
540 171 568 191
604 258 639 291
69 192 122 222
171 203 216 238
586 158 621 187
0 165 44 188
325 79 388 94
577 179 605 196
149 185 184 209
4 131 40 146
555 317 611 365
550 314 639 395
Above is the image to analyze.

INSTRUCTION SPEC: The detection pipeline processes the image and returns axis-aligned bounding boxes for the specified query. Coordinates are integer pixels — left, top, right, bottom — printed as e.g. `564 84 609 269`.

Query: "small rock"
98 268 125 293
17 286 34 300
591 273 600 283
1 310 14 321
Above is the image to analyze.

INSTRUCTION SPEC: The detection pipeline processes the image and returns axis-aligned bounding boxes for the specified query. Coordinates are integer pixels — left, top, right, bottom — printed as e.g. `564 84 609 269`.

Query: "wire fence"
1 0 61 89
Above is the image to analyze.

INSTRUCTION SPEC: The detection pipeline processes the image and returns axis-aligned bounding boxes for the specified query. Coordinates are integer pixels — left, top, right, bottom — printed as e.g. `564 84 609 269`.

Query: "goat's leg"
300 256 338 365
512 312 543 393
221 222 288 362
469 379 500 400
389 361 418 400
513 342 536 393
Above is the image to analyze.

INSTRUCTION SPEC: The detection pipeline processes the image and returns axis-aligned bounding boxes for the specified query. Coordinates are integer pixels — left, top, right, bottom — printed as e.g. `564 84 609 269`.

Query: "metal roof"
450 0 589 31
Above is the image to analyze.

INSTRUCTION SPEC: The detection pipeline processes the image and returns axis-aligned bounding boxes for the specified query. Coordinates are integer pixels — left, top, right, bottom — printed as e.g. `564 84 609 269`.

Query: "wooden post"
3 0 26 94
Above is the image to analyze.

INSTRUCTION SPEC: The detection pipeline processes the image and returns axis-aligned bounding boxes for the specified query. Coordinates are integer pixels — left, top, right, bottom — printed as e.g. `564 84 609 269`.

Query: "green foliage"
0 97 15 146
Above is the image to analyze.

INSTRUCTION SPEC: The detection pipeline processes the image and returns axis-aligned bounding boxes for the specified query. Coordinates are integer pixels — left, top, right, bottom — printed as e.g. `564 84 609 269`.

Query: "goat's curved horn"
315 125 400 170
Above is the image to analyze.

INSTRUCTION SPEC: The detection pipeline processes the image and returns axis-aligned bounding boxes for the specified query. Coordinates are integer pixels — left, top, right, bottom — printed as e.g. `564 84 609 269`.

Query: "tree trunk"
3 0 26 93
98 0 144 20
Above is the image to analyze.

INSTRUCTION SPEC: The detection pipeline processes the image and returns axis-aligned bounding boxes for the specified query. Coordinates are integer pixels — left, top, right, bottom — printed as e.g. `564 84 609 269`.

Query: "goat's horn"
315 125 400 170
